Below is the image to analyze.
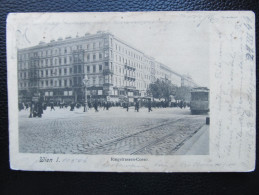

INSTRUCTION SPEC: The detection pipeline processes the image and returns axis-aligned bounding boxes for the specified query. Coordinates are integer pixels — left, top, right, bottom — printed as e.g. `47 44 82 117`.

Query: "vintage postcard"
7 11 255 172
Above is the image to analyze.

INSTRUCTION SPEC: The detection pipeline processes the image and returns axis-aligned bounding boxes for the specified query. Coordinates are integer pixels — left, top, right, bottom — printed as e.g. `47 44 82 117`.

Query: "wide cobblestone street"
19 106 209 155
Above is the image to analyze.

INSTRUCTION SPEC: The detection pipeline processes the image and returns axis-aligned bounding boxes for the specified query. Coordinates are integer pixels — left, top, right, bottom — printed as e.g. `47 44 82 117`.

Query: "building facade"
17 31 197 103
181 75 198 88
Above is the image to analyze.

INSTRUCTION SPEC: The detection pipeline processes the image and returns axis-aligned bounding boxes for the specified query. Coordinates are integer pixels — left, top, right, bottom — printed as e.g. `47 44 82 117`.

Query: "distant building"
181 75 198 88
17 32 197 103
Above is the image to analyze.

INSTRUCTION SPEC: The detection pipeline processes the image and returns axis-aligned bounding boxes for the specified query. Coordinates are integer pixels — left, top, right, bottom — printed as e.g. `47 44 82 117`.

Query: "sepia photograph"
16 15 210 155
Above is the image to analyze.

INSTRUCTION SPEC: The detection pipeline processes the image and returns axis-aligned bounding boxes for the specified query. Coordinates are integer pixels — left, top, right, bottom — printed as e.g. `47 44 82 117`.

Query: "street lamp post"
82 75 89 112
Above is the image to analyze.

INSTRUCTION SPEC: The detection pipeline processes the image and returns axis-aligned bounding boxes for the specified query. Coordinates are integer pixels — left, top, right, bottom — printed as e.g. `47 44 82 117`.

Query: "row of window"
110 64 151 81
18 65 152 82
19 76 104 88
39 66 84 77
113 54 151 72
19 52 151 73
19 74 149 89
19 53 152 73
19 65 84 79
18 53 105 70
19 77 82 88
18 41 105 60
103 74 148 89
113 42 143 61
112 40 153 65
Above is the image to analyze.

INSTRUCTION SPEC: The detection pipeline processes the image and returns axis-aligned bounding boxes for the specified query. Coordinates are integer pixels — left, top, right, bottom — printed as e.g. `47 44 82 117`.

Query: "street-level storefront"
19 85 151 106
106 96 119 102
40 88 75 104
86 86 104 102
87 86 103 96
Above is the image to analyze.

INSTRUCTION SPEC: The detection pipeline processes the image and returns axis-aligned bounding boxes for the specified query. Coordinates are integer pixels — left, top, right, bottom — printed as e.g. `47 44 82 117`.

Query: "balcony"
72 49 84 54
103 83 113 87
124 75 136 81
124 64 136 71
125 86 136 90
103 68 114 75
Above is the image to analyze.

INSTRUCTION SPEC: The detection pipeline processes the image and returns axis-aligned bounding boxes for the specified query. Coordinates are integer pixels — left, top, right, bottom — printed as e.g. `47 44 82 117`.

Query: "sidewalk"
174 124 209 155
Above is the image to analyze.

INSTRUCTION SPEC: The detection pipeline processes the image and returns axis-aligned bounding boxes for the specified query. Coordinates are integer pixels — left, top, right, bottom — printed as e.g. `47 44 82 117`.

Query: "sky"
16 16 210 87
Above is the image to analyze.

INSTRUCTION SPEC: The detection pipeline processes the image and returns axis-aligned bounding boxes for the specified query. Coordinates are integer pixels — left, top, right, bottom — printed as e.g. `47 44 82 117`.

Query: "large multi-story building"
181 74 198 88
17 31 197 103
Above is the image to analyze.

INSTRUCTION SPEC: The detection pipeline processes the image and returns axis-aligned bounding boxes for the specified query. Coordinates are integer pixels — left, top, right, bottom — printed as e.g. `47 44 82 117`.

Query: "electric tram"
190 87 209 114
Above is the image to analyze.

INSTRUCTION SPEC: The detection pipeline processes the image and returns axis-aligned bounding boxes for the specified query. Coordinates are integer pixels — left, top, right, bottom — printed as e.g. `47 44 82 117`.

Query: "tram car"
190 87 209 114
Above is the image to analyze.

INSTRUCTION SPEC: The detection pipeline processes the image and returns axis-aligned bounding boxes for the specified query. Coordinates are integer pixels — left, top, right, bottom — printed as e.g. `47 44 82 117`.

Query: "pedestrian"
33 103 37 117
38 101 43 118
43 103 47 110
179 100 183 109
135 100 139 112
29 102 33 118
126 101 129 112
83 102 87 112
106 102 110 110
183 101 186 109
148 99 152 112
94 99 99 112
103 102 106 110
50 102 55 111
70 102 75 111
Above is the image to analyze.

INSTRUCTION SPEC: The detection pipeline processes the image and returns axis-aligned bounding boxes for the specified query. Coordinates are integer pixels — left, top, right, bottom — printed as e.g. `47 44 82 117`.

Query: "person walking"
33 103 37 117
106 102 110 110
38 101 43 118
50 102 55 111
148 99 152 112
103 102 106 110
135 100 139 112
29 102 33 118
179 100 183 109
127 101 129 112
183 101 186 109
83 101 87 112
94 99 99 112
70 102 75 111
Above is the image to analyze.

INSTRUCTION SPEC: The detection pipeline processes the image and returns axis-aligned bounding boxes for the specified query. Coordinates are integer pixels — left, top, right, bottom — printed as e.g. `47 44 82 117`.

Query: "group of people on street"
28 102 45 118
19 98 188 118
85 100 111 112
122 99 153 112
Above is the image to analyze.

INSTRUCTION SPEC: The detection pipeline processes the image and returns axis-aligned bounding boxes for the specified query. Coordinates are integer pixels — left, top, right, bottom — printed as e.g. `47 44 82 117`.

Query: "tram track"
131 124 204 155
83 115 205 155
83 117 186 154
